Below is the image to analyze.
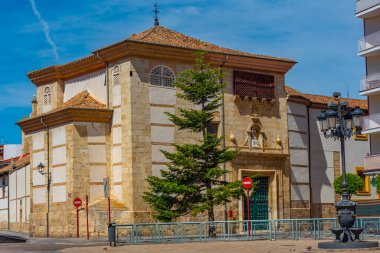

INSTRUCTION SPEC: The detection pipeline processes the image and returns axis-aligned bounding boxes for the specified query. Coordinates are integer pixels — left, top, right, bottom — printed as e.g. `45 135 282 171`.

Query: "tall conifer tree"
144 55 243 223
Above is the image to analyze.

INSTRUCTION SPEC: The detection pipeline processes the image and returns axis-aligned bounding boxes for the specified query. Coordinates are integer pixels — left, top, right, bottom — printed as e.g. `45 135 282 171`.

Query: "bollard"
108 223 116 246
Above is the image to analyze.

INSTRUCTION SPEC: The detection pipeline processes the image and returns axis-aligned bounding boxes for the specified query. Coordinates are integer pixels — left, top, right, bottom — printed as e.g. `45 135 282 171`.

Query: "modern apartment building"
357 1 380 177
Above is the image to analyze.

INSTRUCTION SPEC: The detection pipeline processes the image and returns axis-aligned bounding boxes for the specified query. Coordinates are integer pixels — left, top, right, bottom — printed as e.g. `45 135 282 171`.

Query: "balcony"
364 154 380 174
362 113 380 134
360 73 380 95
358 31 380 56
356 0 380 18
233 71 275 100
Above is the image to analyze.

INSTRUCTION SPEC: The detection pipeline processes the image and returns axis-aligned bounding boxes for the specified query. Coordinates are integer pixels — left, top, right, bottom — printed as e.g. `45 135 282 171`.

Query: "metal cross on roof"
154 1 159 26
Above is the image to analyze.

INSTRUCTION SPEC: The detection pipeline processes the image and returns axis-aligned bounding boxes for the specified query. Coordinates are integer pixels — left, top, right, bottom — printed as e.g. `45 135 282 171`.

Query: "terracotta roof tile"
20 91 107 122
128 26 295 62
52 90 106 112
285 86 367 110
0 154 30 174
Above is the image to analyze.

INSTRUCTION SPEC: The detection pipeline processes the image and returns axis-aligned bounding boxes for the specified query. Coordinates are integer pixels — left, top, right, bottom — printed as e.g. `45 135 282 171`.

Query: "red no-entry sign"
242 177 253 236
73 197 82 207
242 177 253 189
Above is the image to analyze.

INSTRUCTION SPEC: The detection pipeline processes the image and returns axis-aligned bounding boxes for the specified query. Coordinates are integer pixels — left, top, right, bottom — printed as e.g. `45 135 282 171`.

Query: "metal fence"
109 217 380 245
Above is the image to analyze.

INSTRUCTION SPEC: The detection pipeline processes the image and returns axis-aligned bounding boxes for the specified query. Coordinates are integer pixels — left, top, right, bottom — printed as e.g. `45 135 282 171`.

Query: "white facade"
1 144 22 161
9 164 30 230
288 92 371 217
357 1 380 177
0 174 8 228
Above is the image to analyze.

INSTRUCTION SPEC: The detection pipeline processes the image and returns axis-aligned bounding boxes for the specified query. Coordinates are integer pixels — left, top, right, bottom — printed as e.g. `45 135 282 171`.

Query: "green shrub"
375 176 380 194
333 173 364 199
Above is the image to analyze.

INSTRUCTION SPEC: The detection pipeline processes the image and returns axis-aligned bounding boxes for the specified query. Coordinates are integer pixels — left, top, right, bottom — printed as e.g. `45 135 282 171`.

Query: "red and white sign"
242 177 253 189
73 197 82 207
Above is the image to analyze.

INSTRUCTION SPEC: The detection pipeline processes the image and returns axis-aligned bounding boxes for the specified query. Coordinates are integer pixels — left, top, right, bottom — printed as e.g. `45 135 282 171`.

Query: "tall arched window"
43 86 51 105
149 65 175 87
113 65 120 86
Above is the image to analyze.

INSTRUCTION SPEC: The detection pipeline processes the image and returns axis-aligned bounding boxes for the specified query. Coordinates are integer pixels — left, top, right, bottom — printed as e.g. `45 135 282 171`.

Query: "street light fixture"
37 162 45 175
37 162 51 238
317 92 372 249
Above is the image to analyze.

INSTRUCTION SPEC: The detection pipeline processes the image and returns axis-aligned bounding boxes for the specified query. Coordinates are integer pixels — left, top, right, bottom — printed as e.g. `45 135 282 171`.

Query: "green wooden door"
244 176 269 220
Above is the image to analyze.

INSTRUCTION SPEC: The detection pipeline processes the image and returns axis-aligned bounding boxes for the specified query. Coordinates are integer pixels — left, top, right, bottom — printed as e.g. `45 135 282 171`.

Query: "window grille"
149 65 175 87
233 71 275 99
43 86 51 105
113 65 121 86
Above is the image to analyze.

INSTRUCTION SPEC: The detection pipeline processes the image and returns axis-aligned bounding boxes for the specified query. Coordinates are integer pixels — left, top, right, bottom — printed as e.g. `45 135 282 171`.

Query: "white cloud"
29 0 60 63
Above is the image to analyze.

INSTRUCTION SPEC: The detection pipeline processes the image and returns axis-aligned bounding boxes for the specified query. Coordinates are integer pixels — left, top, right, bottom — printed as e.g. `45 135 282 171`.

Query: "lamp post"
317 92 373 248
37 162 51 238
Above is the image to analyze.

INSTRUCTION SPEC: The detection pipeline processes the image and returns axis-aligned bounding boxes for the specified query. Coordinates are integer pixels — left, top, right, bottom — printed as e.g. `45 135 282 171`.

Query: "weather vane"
154 1 159 26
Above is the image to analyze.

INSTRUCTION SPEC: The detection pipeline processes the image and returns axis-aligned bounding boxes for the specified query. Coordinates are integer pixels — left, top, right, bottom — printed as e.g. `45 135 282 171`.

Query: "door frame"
238 169 278 221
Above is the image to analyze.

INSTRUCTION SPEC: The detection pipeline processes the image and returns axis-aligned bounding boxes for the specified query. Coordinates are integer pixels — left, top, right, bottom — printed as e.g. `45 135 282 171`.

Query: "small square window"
207 123 219 136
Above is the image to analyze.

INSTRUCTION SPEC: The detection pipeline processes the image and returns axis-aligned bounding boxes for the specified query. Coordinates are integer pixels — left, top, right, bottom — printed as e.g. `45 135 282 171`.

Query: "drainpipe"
40 117 50 238
307 104 312 218
220 55 229 222
96 52 110 108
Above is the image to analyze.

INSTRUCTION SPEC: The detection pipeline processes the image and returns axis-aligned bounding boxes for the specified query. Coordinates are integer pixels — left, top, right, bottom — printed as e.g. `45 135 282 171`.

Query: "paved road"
0 242 108 253
60 240 320 253
1 237 379 252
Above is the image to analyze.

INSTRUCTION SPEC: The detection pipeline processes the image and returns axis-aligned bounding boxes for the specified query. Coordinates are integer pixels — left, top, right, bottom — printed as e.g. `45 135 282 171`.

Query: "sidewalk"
59 240 380 253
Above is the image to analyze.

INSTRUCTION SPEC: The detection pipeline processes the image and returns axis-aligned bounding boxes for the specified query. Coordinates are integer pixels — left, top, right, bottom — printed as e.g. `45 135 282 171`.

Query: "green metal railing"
108 217 380 245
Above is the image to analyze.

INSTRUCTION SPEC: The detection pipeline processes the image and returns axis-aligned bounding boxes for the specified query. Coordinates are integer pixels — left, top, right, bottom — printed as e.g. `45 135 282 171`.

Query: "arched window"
113 65 120 86
43 86 51 105
149 65 175 87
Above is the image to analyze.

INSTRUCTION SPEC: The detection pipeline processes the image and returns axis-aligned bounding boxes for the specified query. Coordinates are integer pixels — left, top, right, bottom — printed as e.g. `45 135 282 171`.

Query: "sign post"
73 197 82 238
85 195 89 240
242 177 253 236
103 178 111 224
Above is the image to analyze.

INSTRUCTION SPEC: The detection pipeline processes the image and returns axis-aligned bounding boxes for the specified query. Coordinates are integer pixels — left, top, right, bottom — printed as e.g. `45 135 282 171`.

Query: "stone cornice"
27 41 296 86
17 108 113 134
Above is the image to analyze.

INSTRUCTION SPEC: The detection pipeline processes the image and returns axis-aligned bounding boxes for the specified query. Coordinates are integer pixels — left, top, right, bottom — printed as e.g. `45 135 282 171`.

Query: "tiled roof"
286 86 368 110
127 26 295 62
53 90 106 112
20 91 107 122
0 153 30 174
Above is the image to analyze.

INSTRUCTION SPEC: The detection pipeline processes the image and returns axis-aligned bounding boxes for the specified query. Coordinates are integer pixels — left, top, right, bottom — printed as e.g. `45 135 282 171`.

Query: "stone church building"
16 25 297 237
9 24 372 238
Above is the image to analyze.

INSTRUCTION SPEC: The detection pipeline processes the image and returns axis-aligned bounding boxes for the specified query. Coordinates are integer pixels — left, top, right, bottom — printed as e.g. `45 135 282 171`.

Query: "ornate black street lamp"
317 92 377 249
37 162 51 238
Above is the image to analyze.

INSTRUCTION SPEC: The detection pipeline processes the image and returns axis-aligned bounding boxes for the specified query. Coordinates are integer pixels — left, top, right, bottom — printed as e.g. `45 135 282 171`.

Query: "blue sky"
0 0 364 144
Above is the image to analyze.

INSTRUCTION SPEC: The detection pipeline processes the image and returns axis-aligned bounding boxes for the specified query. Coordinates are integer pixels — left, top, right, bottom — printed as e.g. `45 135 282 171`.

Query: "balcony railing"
356 0 380 14
359 30 380 52
363 113 380 131
364 154 380 171
360 73 380 92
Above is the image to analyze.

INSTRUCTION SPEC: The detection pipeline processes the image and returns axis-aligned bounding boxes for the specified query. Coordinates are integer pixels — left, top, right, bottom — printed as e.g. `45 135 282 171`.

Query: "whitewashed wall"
51 126 67 203
149 86 176 177
64 69 106 104
0 175 8 224
87 123 107 202
9 164 30 224
2 145 22 161
309 108 371 203
287 102 310 203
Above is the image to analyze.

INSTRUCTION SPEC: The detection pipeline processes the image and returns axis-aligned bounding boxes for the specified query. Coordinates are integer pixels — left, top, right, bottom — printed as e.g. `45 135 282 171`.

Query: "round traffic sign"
73 197 82 207
242 177 253 189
